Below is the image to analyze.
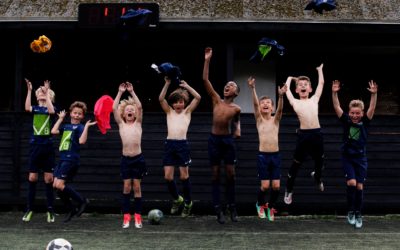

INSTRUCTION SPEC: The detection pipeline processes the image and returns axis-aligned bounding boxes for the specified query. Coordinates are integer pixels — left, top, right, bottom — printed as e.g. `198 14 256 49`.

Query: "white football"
148 209 164 225
46 238 73 250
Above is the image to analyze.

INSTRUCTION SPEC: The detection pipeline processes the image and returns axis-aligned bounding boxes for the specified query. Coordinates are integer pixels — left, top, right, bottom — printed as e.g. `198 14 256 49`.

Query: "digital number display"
78 3 159 28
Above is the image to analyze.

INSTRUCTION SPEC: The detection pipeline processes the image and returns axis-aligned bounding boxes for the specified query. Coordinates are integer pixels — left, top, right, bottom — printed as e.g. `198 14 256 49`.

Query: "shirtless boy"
203 47 241 224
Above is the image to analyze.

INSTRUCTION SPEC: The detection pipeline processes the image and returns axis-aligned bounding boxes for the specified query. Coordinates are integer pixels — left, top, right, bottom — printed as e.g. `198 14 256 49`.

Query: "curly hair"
168 88 189 106
118 97 136 121
69 101 87 114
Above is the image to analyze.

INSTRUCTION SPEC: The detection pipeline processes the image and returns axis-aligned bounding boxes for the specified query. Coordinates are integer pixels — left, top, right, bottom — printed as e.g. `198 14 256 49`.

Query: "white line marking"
2 228 399 236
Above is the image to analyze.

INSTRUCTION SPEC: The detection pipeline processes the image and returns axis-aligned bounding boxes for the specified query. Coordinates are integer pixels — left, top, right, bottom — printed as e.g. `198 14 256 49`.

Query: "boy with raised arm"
283 64 325 205
203 47 241 224
159 77 201 217
248 76 287 221
23 79 56 223
332 80 378 229
52 101 96 222
113 82 147 229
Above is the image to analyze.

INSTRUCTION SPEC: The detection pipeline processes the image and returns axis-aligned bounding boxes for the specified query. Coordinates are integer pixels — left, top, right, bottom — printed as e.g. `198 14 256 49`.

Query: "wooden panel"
2 112 400 214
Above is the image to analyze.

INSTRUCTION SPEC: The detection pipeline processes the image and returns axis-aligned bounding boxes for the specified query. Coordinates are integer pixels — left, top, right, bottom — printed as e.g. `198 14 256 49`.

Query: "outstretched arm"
159 77 172 113
51 110 66 135
285 76 296 106
247 76 261 121
25 78 33 112
331 80 343 118
126 82 143 124
180 80 201 113
203 47 220 104
274 84 287 123
79 120 97 145
314 64 325 101
113 83 126 125
366 80 378 120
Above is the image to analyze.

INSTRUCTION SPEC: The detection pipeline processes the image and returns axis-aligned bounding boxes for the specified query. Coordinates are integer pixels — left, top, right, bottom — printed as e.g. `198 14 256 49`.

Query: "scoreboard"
78 3 159 28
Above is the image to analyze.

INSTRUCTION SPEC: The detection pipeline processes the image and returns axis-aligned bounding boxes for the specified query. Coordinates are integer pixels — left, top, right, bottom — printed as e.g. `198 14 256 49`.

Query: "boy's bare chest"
213 104 238 119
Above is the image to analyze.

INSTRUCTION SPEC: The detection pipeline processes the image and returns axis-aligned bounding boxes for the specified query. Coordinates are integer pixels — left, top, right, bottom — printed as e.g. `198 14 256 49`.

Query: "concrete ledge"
0 0 400 23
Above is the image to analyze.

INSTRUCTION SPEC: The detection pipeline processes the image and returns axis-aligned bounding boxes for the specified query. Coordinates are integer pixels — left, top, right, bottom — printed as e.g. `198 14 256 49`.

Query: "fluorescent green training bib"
59 130 73 151
33 114 50 136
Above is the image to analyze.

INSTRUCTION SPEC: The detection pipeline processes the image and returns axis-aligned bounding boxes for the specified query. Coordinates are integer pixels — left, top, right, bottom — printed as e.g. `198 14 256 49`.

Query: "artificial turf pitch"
1 212 400 249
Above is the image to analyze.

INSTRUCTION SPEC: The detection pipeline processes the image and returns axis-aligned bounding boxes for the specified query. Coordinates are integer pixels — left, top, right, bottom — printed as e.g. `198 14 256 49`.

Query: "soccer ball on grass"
46 238 73 250
148 209 163 225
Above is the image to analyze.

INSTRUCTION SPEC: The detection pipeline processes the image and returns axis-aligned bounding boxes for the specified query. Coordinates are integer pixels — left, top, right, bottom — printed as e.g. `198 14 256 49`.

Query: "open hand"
58 110 66 119
278 84 287 96
332 80 341 93
367 80 378 94
85 120 97 127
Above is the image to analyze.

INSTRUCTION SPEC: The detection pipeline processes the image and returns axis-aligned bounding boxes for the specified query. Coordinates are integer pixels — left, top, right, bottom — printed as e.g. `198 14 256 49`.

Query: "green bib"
59 130 73 151
33 114 50 136
349 126 360 141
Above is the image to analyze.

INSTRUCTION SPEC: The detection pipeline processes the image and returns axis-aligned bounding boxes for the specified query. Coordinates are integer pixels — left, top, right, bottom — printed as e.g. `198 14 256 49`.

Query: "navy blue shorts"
120 154 147 180
342 156 368 183
208 134 237 166
163 139 191 167
54 160 79 181
257 151 281 180
28 143 55 173
293 128 324 162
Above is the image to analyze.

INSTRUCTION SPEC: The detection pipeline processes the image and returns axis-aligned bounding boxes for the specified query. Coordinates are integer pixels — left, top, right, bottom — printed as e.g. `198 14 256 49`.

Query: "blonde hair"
118 97 136 121
35 87 55 103
69 101 87 114
349 99 364 111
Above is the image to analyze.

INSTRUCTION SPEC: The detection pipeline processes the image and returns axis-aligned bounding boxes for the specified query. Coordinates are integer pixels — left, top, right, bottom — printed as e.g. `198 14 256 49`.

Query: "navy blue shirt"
58 123 84 162
339 113 370 157
30 105 53 145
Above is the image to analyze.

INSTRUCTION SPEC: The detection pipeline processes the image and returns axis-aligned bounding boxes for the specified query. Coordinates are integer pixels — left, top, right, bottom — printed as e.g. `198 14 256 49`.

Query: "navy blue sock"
182 178 192 204
45 183 54 212
166 180 179 200
122 193 131 214
269 189 280 208
212 180 220 207
57 190 72 211
226 179 236 205
134 197 142 215
355 189 364 212
257 188 266 205
346 185 356 211
63 185 84 204
27 181 37 211
313 156 324 182
286 161 301 192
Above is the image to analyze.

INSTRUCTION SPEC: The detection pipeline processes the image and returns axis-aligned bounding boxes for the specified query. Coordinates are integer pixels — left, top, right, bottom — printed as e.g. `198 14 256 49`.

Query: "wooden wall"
1 112 399 215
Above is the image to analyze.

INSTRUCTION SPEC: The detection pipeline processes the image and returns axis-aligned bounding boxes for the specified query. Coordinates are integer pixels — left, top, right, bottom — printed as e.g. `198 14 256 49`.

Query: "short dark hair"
296 76 311 85
259 96 274 106
69 101 87 114
168 88 189 105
